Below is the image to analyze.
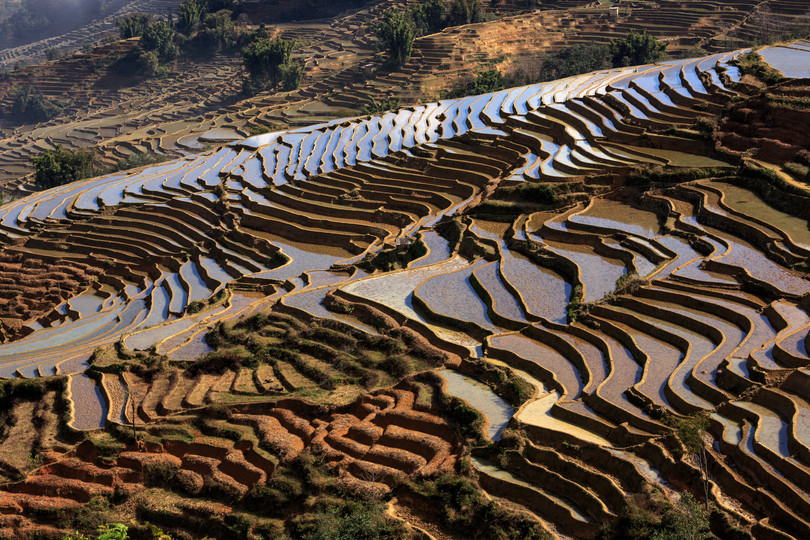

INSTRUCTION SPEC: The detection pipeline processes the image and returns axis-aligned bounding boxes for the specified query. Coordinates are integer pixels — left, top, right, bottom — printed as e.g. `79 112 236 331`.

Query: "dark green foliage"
242 37 299 91
189 346 254 374
31 144 95 190
142 462 179 488
626 166 735 188
8 85 64 123
379 355 412 379
600 491 713 540
177 0 205 35
358 236 427 272
194 10 238 54
732 52 784 85
296 500 405 539
116 14 150 39
374 9 415 68
113 151 169 172
135 50 161 76
539 43 611 81
446 68 506 98
141 21 177 61
361 96 401 115
446 0 483 27
610 31 667 67
411 0 446 35
413 475 550 538
511 183 558 205
443 396 486 443
539 32 665 82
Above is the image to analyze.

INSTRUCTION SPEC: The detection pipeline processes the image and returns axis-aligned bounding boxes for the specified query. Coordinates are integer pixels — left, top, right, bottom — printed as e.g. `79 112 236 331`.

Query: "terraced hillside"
0 43 809 538
1 0 809 189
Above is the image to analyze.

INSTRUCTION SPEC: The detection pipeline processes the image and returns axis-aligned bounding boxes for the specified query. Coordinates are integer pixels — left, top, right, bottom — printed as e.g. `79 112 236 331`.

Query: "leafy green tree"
539 43 611 81
281 62 303 91
116 14 149 39
136 50 160 76
375 9 414 68
141 20 177 61
610 30 667 67
672 411 711 509
31 145 94 190
195 10 237 53
446 0 483 27
411 0 446 36
177 0 204 35
8 85 63 123
242 36 297 90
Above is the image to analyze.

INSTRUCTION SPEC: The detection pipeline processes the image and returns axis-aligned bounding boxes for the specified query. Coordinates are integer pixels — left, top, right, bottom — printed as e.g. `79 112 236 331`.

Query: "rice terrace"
0 0 809 538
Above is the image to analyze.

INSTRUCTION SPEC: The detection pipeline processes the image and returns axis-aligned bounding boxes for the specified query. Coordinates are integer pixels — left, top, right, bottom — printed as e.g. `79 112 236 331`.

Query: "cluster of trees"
115 0 241 76
6 85 64 123
30 145 95 190
115 2 301 94
242 32 302 94
375 0 485 68
539 31 667 80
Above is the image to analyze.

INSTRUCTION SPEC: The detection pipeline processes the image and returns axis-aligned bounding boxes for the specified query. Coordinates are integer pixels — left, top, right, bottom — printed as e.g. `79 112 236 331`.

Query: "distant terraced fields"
0 43 809 538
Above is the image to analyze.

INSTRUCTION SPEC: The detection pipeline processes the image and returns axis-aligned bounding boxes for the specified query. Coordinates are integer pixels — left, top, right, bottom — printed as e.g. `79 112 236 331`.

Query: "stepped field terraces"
2 0 810 191
0 43 809 538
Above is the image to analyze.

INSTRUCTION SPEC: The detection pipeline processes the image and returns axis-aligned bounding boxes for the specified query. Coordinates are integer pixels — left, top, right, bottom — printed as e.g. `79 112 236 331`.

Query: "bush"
445 0 483 27
242 36 297 91
31 145 94 190
374 9 414 68
732 52 783 85
298 500 405 540
610 30 667 67
8 85 64 123
540 42 612 81
380 355 412 379
140 21 177 61
362 96 401 115
117 14 150 39
142 462 178 488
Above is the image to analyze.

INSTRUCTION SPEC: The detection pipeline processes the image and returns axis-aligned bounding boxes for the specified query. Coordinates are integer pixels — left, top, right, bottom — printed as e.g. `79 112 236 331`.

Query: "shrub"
242 36 296 90
732 52 783 85
8 85 64 123
380 355 412 379
610 31 667 67
31 145 94 190
374 9 414 68
142 462 178 488
140 21 177 61
117 14 150 39
362 96 401 115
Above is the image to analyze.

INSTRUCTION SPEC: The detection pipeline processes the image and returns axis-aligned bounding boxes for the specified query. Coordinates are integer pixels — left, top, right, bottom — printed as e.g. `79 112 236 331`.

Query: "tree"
375 9 414 68
141 20 177 61
610 30 667 67
195 10 237 53
8 86 63 123
116 14 149 39
242 36 296 90
672 411 711 510
539 43 611 80
446 0 483 27
31 145 94 190
411 0 446 36
177 0 204 35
